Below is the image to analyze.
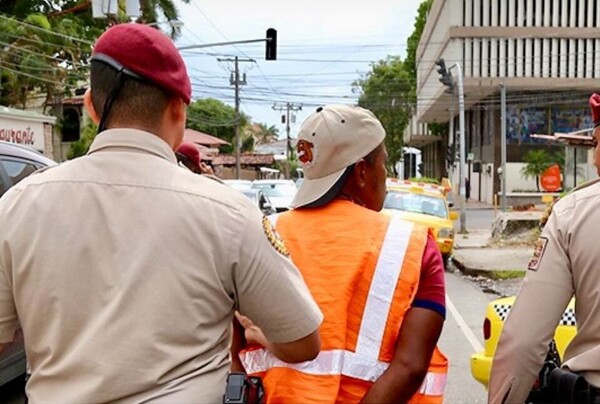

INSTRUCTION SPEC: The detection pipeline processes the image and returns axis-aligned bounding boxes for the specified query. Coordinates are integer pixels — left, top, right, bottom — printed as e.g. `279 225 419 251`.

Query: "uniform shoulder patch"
262 216 289 257
528 237 548 271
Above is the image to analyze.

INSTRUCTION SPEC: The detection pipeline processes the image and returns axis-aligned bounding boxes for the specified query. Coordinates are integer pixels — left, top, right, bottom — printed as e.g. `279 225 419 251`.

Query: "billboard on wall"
506 105 593 145
506 106 548 144
0 107 55 153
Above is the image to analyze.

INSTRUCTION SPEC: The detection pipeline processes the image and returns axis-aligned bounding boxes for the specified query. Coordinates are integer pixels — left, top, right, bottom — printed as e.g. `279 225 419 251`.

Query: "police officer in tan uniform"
0 23 322 403
489 94 600 403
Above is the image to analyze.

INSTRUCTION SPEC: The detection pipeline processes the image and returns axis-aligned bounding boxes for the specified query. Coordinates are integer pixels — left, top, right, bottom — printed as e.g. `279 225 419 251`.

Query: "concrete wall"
417 0 600 123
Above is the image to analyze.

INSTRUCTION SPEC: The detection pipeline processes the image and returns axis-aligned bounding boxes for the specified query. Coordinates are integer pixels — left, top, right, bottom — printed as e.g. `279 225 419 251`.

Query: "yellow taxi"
470 296 576 388
382 179 458 267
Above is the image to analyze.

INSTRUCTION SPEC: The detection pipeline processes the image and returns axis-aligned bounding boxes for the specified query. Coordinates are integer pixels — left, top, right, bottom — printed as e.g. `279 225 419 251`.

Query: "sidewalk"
452 228 533 276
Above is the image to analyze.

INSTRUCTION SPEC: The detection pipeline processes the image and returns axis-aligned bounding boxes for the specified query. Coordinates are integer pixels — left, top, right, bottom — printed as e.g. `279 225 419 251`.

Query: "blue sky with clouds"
172 0 422 138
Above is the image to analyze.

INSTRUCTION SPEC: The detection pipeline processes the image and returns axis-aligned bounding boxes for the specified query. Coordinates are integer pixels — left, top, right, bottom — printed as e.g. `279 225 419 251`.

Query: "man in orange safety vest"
234 104 448 403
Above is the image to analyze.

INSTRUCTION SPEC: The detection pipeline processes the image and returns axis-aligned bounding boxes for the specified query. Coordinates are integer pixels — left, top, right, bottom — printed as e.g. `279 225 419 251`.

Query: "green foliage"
352 0 435 176
405 0 433 80
0 13 93 108
249 123 279 145
354 56 413 172
186 98 251 154
67 119 97 159
0 0 188 111
409 177 440 184
241 134 254 153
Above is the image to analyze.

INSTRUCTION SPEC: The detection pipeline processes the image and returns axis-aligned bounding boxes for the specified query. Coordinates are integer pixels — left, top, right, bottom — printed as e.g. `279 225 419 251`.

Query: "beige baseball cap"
291 104 386 208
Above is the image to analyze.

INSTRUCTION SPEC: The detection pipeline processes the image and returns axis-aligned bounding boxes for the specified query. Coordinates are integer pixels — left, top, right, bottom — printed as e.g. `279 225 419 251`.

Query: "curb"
451 256 526 280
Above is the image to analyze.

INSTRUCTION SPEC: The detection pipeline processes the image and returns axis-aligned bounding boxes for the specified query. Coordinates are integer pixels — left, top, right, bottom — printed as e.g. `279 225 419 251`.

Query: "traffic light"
435 58 454 94
266 28 277 61
435 58 448 76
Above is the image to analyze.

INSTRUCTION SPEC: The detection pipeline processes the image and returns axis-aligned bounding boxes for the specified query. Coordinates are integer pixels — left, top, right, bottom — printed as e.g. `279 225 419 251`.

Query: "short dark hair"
90 61 173 128
363 143 383 166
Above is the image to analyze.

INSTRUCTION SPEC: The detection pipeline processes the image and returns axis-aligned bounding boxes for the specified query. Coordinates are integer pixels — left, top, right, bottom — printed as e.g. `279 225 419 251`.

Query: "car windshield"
384 191 448 218
252 182 296 198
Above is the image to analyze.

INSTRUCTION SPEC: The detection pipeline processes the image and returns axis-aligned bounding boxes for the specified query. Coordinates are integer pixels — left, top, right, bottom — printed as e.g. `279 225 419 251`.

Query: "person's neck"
106 123 175 148
335 191 365 207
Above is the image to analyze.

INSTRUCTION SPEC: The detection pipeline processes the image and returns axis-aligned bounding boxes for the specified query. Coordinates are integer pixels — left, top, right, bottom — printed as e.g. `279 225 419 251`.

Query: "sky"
171 0 423 139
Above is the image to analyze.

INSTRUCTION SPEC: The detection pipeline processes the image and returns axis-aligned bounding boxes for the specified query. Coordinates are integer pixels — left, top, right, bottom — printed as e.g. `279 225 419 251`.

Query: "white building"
406 0 600 204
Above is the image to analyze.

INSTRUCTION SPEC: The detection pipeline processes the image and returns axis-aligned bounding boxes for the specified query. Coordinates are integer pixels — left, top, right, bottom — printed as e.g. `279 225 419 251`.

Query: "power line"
0 14 94 45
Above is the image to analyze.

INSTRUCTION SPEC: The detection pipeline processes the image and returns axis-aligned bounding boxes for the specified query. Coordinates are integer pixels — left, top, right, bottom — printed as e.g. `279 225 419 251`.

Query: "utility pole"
500 83 507 212
272 102 302 170
219 56 253 179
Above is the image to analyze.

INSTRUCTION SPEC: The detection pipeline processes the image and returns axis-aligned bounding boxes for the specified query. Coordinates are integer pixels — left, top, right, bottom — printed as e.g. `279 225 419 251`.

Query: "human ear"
169 97 187 125
353 159 368 188
83 89 101 124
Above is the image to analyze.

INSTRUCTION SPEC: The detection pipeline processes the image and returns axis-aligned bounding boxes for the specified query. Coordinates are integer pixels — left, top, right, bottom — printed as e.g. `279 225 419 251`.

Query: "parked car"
0 141 56 198
0 141 57 387
382 179 457 267
222 179 253 192
250 179 297 212
241 189 276 216
470 296 576 388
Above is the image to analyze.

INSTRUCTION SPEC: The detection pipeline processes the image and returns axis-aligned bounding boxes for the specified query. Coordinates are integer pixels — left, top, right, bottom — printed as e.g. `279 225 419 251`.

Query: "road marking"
446 293 484 353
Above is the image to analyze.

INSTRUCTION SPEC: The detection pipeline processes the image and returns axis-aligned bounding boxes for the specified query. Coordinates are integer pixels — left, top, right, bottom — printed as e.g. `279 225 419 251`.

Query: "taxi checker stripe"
240 216 417 381
240 348 446 395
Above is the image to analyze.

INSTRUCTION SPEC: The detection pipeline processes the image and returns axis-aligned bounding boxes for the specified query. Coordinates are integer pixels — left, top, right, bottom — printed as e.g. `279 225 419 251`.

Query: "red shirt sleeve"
411 233 446 318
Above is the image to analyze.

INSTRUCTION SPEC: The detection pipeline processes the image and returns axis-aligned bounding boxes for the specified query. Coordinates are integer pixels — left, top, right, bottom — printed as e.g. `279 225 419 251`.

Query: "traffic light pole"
177 29 277 61
435 58 467 232
453 62 467 234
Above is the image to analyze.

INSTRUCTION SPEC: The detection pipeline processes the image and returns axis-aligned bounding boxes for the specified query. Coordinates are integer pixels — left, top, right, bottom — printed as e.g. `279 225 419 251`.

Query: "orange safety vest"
239 200 448 403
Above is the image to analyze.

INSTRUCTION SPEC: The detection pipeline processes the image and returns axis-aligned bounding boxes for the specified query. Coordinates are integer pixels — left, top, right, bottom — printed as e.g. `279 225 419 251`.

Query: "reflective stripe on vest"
240 216 414 383
418 371 447 396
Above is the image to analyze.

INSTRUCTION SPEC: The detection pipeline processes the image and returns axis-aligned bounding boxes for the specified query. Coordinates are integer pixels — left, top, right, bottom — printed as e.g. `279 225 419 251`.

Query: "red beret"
92 23 191 104
590 93 600 128
177 141 201 166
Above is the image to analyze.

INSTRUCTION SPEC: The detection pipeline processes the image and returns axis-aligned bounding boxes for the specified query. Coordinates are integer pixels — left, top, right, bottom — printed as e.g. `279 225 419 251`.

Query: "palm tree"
137 0 190 39
251 123 280 145
520 150 554 191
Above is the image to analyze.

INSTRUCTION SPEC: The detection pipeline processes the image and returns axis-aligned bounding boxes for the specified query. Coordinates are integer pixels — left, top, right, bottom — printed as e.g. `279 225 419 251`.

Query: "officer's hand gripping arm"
360 307 444 404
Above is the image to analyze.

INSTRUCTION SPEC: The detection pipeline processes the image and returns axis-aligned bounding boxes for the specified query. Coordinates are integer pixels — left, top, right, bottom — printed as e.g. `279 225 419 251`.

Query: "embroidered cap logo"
297 139 315 165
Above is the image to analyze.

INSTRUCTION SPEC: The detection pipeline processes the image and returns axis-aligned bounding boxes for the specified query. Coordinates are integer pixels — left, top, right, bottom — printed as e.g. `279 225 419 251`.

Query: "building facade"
407 0 600 204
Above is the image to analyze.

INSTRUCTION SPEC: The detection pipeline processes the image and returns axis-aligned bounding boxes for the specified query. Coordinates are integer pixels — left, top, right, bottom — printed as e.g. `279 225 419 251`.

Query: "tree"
352 0 437 176
0 0 189 111
67 119 97 158
186 98 251 154
404 0 433 81
0 13 93 109
248 123 279 145
353 56 414 173
520 149 556 191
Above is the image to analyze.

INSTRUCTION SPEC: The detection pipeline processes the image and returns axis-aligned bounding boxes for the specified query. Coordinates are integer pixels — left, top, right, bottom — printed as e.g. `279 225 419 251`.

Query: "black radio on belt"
223 372 265 404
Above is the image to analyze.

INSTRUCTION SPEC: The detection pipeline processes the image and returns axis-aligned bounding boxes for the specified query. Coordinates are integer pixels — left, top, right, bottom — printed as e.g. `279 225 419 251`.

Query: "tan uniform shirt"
0 129 322 403
489 179 600 403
